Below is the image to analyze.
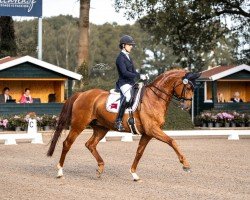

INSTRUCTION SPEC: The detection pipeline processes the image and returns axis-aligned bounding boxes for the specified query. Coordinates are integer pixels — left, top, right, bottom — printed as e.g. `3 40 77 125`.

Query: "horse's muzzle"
180 102 191 111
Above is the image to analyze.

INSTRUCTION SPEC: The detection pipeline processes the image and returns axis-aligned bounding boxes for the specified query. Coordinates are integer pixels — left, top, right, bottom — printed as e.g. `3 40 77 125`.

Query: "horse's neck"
143 72 179 120
144 79 174 118
142 88 171 126
150 74 175 100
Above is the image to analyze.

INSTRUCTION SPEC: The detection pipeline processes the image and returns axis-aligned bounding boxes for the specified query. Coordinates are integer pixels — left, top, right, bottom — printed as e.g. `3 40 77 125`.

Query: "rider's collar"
121 49 130 60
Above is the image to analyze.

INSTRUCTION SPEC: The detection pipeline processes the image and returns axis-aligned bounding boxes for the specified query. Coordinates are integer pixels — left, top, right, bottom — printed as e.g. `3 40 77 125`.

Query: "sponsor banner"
0 0 42 17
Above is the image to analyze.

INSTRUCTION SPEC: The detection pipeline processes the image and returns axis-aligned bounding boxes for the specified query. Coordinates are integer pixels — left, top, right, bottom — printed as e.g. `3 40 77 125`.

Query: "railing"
101 129 250 142
0 103 63 115
214 102 250 112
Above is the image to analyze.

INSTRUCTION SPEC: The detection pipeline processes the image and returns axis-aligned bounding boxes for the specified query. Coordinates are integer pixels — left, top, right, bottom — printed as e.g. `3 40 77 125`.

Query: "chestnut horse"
47 69 200 181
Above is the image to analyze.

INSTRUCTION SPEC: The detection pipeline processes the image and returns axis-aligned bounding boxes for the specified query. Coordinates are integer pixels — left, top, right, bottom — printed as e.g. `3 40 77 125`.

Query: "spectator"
217 93 225 103
20 88 33 103
230 91 243 103
0 87 12 103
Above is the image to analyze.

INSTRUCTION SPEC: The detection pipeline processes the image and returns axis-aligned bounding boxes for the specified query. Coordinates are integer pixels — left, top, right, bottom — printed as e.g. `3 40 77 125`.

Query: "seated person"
20 88 33 103
230 91 243 103
217 92 225 103
0 87 12 103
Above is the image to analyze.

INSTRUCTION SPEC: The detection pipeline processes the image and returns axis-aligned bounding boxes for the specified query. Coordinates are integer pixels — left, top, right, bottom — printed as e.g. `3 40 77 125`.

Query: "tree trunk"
77 0 90 87
0 16 17 58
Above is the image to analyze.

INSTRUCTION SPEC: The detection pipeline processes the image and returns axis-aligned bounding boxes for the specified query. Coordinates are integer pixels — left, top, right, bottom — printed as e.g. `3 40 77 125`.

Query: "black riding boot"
114 97 127 131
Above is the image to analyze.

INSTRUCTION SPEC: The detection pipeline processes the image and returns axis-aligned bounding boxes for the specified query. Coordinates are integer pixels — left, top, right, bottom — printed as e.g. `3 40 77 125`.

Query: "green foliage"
7 115 27 130
15 15 79 71
164 102 194 130
114 0 249 70
0 16 17 58
13 15 246 92
39 114 58 127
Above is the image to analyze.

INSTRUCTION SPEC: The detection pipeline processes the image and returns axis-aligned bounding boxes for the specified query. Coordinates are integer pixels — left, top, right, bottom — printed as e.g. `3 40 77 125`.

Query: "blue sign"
0 0 42 17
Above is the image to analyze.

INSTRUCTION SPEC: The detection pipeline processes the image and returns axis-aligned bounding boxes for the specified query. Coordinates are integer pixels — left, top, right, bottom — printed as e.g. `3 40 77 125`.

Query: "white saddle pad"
106 83 144 113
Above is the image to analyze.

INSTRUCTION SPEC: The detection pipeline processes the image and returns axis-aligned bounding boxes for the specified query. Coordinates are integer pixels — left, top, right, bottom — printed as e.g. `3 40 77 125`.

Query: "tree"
14 19 37 57
77 0 91 86
114 0 250 70
0 16 17 58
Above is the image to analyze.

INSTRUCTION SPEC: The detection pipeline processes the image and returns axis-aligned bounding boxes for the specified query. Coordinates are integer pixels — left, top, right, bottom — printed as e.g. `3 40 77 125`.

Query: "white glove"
140 74 148 80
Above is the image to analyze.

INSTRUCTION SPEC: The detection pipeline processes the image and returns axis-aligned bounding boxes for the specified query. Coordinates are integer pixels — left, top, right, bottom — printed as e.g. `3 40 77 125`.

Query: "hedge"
164 101 194 130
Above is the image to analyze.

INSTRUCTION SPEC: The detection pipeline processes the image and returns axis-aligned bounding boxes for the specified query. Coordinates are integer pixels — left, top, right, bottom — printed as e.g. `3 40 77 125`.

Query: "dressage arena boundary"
0 133 43 145
0 119 43 145
100 129 250 142
1 128 249 145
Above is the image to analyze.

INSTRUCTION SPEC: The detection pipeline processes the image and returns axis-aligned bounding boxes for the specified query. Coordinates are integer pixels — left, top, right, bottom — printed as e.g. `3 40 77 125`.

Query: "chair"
33 98 41 103
48 94 56 103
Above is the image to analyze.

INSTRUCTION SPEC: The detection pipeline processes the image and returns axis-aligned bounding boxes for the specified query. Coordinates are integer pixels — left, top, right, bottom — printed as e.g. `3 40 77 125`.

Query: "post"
212 81 217 103
38 17 43 60
68 79 73 98
28 118 43 144
191 96 194 123
27 118 37 134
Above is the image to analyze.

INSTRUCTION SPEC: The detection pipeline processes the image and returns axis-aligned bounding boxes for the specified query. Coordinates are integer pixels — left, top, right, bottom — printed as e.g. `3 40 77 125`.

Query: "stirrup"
114 121 125 131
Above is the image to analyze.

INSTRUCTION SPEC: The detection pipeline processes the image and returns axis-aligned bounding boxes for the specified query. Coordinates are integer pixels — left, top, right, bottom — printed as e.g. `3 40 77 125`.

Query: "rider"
114 35 147 131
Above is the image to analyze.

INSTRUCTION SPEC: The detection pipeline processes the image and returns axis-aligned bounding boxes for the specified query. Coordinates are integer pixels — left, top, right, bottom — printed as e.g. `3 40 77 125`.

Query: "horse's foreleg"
57 128 82 178
85 126 109 177
130 134 152 181
152 129 191 172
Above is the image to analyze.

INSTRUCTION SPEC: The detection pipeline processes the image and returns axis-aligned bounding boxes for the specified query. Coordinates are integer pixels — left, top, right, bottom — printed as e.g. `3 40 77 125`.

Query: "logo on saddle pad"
106 83 144 113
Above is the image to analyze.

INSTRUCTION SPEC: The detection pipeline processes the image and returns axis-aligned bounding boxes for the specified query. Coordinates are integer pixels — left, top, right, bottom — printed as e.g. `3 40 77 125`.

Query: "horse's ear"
183 72 192 80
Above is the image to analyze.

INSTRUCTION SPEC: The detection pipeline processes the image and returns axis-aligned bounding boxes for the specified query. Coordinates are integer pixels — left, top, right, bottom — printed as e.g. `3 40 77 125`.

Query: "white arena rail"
101 129 250 142
0 119 43 145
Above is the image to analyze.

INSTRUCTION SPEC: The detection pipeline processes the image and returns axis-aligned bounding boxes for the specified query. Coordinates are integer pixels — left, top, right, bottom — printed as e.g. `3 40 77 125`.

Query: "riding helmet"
119 35 135 49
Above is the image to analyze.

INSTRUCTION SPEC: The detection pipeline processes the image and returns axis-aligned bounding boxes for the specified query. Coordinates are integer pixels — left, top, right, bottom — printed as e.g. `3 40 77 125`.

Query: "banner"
0 0 42 17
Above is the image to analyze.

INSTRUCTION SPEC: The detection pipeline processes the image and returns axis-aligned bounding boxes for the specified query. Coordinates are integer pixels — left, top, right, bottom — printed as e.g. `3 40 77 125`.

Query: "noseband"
149 80 194 103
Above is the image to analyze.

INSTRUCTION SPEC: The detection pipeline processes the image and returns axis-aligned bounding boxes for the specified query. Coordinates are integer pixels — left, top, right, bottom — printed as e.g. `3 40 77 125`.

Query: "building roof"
0 55 82 80
199 64 250 81
0 56 17 64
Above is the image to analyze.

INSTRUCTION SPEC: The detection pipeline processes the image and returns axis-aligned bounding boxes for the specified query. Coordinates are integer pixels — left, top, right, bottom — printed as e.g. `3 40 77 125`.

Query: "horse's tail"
47 93 80 157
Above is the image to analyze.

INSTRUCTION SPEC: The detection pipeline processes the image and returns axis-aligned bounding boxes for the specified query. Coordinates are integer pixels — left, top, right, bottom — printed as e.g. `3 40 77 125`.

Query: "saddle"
106 83 144 113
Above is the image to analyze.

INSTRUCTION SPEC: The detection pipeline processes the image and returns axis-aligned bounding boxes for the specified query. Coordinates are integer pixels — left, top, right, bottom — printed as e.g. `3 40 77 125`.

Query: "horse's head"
172 71 201 111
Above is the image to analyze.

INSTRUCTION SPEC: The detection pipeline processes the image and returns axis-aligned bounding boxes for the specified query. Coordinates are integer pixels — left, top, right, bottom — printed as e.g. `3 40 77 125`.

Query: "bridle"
173 80 194 101
148 79 194 103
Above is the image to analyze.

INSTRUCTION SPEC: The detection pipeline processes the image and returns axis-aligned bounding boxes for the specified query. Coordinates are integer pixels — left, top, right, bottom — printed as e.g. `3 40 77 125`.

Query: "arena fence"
1 126 249 145
0 119 43 145
101 129 250 142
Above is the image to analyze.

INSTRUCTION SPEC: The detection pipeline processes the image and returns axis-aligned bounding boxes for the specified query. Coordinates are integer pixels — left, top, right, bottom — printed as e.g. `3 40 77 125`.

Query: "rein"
148 81 193 104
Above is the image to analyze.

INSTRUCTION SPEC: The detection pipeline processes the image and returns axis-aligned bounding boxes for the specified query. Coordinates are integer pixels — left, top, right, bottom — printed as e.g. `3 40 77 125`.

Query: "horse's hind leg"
130 134 152 181
57 127 84 178
85 125 109 177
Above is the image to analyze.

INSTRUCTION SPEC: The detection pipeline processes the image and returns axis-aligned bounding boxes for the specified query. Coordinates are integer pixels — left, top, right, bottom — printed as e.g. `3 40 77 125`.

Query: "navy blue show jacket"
116 52 140 88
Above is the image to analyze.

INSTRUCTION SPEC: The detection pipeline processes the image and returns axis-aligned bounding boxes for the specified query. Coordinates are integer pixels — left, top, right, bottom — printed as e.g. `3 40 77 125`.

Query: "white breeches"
120 84 132 102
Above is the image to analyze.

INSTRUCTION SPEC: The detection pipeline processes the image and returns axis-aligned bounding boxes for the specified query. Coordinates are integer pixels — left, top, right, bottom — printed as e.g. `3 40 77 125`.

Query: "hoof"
56 175 65 179
183 166 191 173
96 169 102 178
130 169 141 182
133 178 143 182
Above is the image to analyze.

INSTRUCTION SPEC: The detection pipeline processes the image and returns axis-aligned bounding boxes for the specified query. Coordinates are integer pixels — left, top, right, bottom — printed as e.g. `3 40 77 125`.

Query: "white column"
38 17 43 60
28 119 43 144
